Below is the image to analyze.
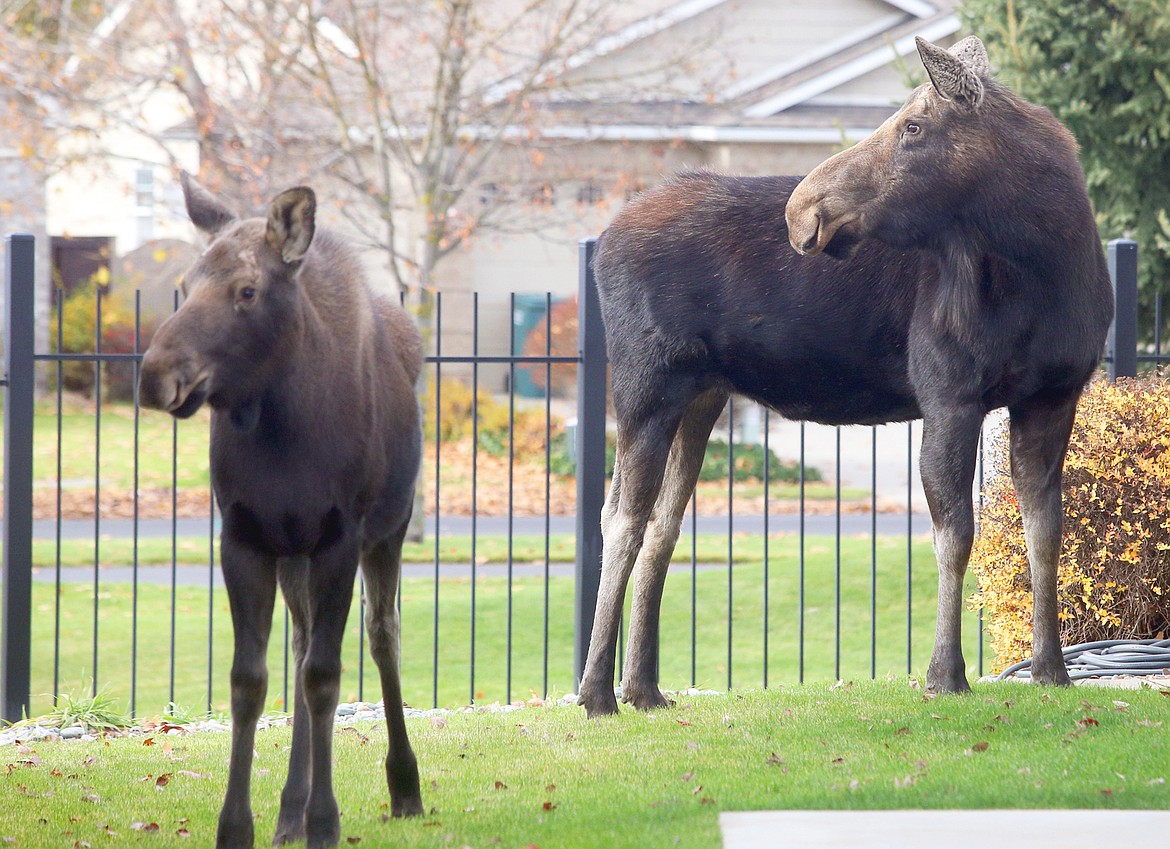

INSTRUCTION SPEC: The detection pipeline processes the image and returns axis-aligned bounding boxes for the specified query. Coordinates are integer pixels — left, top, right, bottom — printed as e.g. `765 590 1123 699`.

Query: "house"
25 0 961 391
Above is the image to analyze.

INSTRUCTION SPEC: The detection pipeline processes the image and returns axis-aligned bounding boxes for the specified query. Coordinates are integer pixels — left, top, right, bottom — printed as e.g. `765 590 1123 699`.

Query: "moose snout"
139 348 210 418
786 191 826 257
788 209 822 256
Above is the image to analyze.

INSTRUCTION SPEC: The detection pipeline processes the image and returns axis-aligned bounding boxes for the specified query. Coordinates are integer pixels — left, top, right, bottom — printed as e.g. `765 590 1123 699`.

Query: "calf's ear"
181 171 237 237
266 187 316 265
916 36 984 111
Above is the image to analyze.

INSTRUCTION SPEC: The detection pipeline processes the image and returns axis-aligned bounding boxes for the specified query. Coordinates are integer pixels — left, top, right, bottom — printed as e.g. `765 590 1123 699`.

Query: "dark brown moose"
139 175 425 848
577 36 1114 718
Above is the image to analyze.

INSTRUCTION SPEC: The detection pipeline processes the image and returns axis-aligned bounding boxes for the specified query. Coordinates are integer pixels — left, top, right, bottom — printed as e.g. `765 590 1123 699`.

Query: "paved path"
719 809 1170 849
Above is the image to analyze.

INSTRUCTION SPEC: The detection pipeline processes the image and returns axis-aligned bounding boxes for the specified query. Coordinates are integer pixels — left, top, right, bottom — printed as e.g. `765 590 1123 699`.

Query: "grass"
38 530 879 568
25 535 979 719
3 682 1168 848
21 396 214 491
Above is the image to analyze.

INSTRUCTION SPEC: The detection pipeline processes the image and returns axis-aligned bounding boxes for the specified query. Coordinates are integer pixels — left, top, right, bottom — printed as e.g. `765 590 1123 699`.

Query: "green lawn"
3 682 1167 848
24 534 987 720
19 397 214 491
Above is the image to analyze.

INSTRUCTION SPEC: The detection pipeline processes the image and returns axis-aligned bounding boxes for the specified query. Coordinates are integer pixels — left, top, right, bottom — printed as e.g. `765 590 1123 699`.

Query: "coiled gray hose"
997 638 1170 681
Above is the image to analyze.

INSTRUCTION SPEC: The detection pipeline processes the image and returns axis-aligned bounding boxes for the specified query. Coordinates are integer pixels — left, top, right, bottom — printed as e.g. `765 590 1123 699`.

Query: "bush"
50 276 150 402
970 376 1170 670
422 377 564 462
548 432 819 484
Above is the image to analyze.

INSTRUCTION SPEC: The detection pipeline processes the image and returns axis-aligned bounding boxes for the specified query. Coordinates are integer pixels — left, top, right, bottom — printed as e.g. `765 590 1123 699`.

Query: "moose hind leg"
1009 395 1079 686
216 539 278 849
361 533 424 817
578 393 695 717
919 407 982 694
622 389 728 710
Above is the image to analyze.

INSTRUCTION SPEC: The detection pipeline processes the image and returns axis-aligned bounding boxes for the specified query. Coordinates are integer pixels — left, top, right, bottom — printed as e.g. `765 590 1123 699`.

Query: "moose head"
786 36 1003 257
139 173 318 420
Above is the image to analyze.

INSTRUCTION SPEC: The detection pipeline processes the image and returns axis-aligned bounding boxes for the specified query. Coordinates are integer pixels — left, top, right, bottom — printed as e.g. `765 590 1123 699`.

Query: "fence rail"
0 233 1147 722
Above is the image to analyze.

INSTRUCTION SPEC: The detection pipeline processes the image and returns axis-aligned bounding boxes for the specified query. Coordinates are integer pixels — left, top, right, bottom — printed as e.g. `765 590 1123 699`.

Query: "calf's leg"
1009 394 1079 686
275 539 361 849
621 389 728 710
361 531 424 817
919 406 982 694
216 539 278 849
274 557 312 846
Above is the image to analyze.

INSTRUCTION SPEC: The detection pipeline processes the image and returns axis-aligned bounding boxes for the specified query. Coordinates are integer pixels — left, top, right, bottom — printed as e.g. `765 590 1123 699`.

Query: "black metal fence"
0 234 1147 722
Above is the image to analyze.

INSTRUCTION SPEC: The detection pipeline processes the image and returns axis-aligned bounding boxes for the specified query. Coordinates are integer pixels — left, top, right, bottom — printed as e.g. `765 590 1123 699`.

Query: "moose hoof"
621 685 673 712
1029 664 1073 687
272 821 305 847
925 669 972 695
391 796 425 818
577 683 620 718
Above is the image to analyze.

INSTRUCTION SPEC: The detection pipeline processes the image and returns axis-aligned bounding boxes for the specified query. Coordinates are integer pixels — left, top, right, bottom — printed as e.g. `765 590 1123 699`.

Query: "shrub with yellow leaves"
969 375 1170 670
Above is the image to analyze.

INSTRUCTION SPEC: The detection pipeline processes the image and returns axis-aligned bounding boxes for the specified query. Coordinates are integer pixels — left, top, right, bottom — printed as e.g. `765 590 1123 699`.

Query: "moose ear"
266 187 316 265
948 35 990 78
916 36 984 111
181 171 237 237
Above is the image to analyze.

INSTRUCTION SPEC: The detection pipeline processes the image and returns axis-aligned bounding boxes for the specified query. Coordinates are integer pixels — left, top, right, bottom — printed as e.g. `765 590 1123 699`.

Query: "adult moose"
139 174 425 848
577 36 1113 718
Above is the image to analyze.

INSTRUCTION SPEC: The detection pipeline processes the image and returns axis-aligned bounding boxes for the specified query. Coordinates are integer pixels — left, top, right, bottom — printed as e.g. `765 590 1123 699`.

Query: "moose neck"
969 93 1102 285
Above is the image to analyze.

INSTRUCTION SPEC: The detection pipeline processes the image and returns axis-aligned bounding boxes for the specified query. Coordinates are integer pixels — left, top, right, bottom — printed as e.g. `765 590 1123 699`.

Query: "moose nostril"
800 213 821 253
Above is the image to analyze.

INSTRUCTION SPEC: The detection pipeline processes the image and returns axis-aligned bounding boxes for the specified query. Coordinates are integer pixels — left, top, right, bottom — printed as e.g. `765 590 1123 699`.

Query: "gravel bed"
0 688 722 748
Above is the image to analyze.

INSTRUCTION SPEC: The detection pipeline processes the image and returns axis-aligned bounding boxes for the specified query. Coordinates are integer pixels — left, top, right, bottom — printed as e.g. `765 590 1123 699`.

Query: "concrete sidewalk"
719 809 1170 848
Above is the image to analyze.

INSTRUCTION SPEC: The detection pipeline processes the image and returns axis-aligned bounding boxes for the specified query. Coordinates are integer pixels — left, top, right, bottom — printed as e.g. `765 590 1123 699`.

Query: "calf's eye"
239 286 257 302
904 123 921 136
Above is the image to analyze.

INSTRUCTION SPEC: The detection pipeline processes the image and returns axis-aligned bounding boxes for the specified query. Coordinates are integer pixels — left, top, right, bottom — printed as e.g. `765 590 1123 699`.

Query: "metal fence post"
2 233 36 723
574 237 606 689
1107 238 1138 380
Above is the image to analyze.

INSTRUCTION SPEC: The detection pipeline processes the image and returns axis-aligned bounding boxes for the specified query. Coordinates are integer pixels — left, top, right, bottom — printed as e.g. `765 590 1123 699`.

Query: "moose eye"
239 286 257 303
904 122 922 136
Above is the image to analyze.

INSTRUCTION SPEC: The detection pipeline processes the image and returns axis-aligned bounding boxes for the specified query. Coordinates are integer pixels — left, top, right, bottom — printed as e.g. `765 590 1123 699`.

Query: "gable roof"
538 0 960 142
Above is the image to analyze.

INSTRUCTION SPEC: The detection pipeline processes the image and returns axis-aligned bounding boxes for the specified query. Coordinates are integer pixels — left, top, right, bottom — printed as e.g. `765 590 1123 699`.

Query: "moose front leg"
274 558 312 846
298 543 361 849
1009 395 1079 686
216 539 278 849
919 406 982 694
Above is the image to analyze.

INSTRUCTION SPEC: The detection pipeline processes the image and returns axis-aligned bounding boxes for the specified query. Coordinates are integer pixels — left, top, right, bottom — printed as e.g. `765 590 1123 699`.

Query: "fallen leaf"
130 822 160 832
542 801 557 811
545 784 556 793
346 838 361 845
155 774 171 788
493 781 508 791
680 770 695 781
176 828 190 838
971 741 989 752
676 718 692 726
1101 788 1114 796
